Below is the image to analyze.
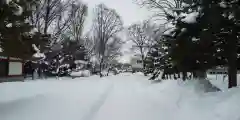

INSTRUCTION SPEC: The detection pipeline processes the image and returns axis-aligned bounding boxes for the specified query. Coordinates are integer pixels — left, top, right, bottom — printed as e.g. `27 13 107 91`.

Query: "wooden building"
0 55 24 82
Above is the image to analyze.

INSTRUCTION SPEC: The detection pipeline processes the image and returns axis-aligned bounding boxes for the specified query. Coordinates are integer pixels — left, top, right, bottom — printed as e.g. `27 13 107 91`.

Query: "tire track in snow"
81 81 114 120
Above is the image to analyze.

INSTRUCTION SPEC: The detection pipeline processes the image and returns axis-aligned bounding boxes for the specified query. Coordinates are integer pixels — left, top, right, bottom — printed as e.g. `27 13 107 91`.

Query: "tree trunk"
168 74 171 79
161 71 166 79
44 0 51 34
195 70 207 79
99 63 103 77
227 32 237 88
182 72 187 81
193 71 197 78
99 57 104 77
177 73 181 78
140 47 146 70
174 74 177 80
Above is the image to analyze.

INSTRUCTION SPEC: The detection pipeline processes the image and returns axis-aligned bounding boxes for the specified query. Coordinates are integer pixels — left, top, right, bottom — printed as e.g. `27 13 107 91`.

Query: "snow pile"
100 70 109 76
70 70 91 77
148 78 240 120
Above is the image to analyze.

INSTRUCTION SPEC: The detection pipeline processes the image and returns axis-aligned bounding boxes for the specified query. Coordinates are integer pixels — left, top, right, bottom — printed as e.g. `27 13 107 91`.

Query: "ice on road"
1 73 240 120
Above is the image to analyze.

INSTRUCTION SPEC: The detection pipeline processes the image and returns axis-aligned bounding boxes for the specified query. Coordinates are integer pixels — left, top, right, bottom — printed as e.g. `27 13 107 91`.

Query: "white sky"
81 0 153 63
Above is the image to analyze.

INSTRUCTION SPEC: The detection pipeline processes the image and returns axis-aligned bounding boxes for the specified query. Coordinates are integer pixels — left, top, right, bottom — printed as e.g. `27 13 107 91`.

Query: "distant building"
0 55 24 82
130 55 143 72
207 66 240 74
207 67 228 74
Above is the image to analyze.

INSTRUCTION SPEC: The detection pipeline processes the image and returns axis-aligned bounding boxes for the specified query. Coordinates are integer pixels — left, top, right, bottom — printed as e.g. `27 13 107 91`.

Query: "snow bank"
147 78 240 120
100 71 108 76
70 70 91 77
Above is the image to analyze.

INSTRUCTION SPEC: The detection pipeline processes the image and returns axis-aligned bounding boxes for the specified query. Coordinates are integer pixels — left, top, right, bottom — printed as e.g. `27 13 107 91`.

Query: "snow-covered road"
0 73 162 120
1 73 240 120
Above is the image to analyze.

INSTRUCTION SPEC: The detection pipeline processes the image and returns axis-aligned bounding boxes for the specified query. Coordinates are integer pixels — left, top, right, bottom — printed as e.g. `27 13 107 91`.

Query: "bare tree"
127 21 161 69
91 4 123 76
65 1 88 42
83 33 96 59
135 0 195 26
30 0 74 45
104 36 123 63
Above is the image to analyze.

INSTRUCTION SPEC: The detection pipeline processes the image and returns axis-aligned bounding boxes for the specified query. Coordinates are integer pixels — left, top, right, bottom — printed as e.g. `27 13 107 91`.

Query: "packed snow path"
0 73 168 120
1 73 240 120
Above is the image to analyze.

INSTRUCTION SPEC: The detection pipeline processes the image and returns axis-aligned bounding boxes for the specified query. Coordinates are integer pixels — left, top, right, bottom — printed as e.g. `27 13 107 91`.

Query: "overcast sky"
81 0 152 63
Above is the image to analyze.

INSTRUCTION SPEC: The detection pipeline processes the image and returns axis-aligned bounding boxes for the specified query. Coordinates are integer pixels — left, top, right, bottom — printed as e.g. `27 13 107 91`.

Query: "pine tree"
0 0 40 59
162 0 240 88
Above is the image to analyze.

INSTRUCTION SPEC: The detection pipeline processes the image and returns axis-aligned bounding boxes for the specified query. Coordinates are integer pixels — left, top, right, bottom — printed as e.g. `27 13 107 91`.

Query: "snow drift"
70 70 91 77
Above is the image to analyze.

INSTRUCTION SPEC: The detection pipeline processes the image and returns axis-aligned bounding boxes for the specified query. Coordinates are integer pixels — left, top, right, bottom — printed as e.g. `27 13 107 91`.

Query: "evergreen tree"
0 0 42 59
160 0 239 88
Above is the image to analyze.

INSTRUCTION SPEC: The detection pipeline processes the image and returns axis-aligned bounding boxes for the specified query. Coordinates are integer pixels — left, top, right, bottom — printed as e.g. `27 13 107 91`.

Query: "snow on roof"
181 12 199 24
